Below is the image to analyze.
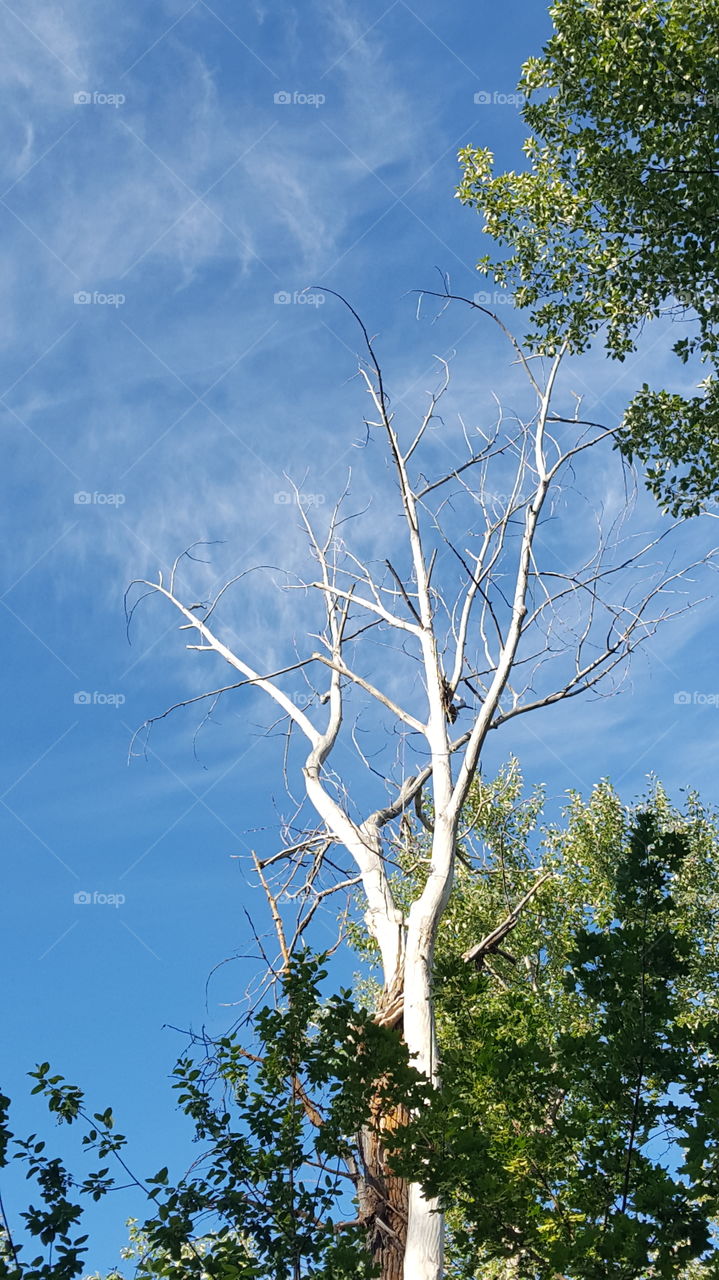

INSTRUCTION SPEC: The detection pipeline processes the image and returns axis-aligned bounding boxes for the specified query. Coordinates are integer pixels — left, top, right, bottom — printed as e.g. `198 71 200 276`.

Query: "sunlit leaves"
420 771 719 1278
458 0 719 515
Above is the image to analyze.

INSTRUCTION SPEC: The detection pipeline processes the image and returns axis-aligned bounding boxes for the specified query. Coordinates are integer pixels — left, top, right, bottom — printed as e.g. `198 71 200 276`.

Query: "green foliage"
346 761 719 1275
457 0 719 514
0 1074 122 1280
0 955 428 1280
411 768 719 1278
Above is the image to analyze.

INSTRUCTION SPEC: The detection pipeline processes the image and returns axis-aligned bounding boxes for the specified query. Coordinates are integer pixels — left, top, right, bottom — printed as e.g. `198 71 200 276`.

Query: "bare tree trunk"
401 822 455 1280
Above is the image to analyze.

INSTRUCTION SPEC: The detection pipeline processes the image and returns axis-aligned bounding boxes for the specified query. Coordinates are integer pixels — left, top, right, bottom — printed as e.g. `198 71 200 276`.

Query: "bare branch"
462 871 553 965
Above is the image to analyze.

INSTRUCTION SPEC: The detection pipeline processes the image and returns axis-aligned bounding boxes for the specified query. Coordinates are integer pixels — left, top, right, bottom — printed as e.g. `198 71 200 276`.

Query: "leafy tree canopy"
359 764 719 1277
457 0 719 515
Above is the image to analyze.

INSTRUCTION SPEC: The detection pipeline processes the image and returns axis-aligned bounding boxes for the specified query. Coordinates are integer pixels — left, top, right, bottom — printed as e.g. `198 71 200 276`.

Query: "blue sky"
2 0 719 1270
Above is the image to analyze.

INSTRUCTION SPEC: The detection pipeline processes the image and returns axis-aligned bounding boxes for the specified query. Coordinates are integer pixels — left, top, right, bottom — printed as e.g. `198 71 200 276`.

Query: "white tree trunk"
403 929 444 1280
405 1182 443 1280
401 814 455 1280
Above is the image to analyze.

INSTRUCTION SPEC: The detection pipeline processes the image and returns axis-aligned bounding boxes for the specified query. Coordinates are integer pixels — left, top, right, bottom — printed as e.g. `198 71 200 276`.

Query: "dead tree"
128 294 716 1280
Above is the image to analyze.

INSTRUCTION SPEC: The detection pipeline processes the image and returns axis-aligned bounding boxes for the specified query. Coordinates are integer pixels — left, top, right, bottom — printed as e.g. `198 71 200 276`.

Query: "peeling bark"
358 1109 410 1280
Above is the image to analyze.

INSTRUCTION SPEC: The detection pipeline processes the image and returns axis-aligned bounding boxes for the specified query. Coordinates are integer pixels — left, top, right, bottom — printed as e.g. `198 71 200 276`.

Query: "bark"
401 921 444 1280
386 815 452 1279
360 960 442 1280
358 1108 410 1280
